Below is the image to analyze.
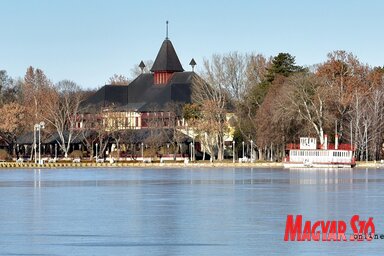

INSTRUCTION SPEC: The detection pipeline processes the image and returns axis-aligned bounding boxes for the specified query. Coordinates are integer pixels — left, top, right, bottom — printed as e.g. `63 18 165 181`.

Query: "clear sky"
1 0 383 89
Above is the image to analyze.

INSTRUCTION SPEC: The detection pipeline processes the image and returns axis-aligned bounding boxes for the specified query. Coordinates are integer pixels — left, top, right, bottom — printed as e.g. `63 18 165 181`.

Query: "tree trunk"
217 145 223 161
258 148 264 161
173 144 177 161
318 127 324 146
203 147 206 160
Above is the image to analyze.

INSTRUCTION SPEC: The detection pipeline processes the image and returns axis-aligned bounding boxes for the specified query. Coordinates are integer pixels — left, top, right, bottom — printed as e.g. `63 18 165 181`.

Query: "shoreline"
0 161 283 169
0 161 382 169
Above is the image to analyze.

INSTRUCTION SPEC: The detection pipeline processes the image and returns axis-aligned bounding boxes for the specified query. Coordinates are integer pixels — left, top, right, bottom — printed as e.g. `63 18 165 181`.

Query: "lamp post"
242 141 245 159
34 122 45 164
250 140 253 163
192 143 194 162
192 136 195 162
55 144 57 159
34 125 37 164
38 124 41 164
190 142 194 162
167 143 170 156
232 140 235 163
141 142 144 162
40 122 45 164
95 143 98 161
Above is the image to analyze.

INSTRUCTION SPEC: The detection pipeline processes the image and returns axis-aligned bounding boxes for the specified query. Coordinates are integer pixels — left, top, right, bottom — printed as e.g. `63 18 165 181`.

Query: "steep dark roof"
150 39 184 72
81 85 128 112
82 72 199 113
81 38 204 113
128 72 195 111
16 131 83 144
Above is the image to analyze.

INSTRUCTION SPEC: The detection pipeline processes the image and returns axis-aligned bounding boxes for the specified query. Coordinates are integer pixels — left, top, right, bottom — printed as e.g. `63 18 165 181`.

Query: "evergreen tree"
251 53 305 105
265 53 305 83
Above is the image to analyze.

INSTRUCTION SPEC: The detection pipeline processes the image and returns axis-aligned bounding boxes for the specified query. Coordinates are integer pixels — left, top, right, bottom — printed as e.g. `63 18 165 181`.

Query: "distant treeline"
1 50 384 161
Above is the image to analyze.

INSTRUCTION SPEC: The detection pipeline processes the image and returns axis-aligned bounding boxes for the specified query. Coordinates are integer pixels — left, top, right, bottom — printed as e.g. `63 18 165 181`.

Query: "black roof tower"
150 39 184 72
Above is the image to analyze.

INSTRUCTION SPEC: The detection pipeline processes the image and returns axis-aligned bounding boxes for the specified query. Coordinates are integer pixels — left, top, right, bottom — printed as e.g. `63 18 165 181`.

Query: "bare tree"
107 74 130 85
316 50 370 137
0 102 26 156
130 60 154 78
349 73 384 161
201 52 248 102
255 78 285 160
22 67 51 126
280 73 335 145
245 53 270 89
367 88 384 160
191 75 229 161
160 102 186 160
44 80 84 158
21 67 53 159
0 70 22 105
80 113 110 159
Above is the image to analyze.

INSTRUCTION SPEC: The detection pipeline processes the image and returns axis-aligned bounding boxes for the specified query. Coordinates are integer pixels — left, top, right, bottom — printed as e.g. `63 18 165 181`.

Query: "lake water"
0 167 383 255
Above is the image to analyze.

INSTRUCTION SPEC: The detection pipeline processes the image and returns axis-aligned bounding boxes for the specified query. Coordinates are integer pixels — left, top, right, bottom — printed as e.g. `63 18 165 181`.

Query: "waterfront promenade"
0 161 380 169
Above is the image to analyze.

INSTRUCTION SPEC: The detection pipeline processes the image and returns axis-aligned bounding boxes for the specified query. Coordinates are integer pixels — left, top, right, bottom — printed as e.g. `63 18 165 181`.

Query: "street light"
190 142 193 162
242 141 245 159
34 122 45 164
39 122 44 164
192 137 195 162
232 140 235 163
141 142 144 162
55 144 57 159
192 143 195 162
33 125 37 164
95 143 98 161
250 140 253 163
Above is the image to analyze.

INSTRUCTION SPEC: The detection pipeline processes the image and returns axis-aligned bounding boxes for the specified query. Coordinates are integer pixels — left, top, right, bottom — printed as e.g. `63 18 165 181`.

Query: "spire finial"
166 20 169 39
139 60 145 74
189 58 196 72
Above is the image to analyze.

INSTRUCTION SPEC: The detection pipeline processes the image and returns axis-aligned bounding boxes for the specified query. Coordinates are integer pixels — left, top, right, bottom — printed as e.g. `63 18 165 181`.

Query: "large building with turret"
80 36 199 131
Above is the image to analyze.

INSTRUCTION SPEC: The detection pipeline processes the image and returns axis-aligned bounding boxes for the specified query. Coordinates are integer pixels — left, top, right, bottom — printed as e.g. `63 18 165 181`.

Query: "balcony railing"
286 143 355 150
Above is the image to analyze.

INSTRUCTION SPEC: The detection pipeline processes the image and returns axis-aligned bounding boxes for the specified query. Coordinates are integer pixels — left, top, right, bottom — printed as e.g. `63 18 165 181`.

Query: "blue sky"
1 0 383 89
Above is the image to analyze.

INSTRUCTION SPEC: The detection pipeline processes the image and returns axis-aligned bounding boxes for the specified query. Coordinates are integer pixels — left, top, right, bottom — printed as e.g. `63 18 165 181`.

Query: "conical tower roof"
150 39 184 72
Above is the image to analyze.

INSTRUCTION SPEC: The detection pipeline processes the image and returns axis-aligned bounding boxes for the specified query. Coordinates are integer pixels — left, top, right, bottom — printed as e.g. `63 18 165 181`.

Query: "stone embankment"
0 161 381 169
0 161 283 169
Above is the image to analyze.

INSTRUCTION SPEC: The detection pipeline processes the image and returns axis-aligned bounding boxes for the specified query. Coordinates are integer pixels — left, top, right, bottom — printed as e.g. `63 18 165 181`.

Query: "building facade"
81 37 199 131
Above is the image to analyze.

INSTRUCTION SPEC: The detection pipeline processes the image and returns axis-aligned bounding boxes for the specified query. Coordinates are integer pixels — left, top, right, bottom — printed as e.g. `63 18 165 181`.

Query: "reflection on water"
289 168 354 184
288 168 381 184
1 168 375 187
0 167 383 256
34 169 41 188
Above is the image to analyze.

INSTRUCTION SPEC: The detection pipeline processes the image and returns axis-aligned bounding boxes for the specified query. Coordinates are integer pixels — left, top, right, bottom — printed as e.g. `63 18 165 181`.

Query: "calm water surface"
0 167 383 255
